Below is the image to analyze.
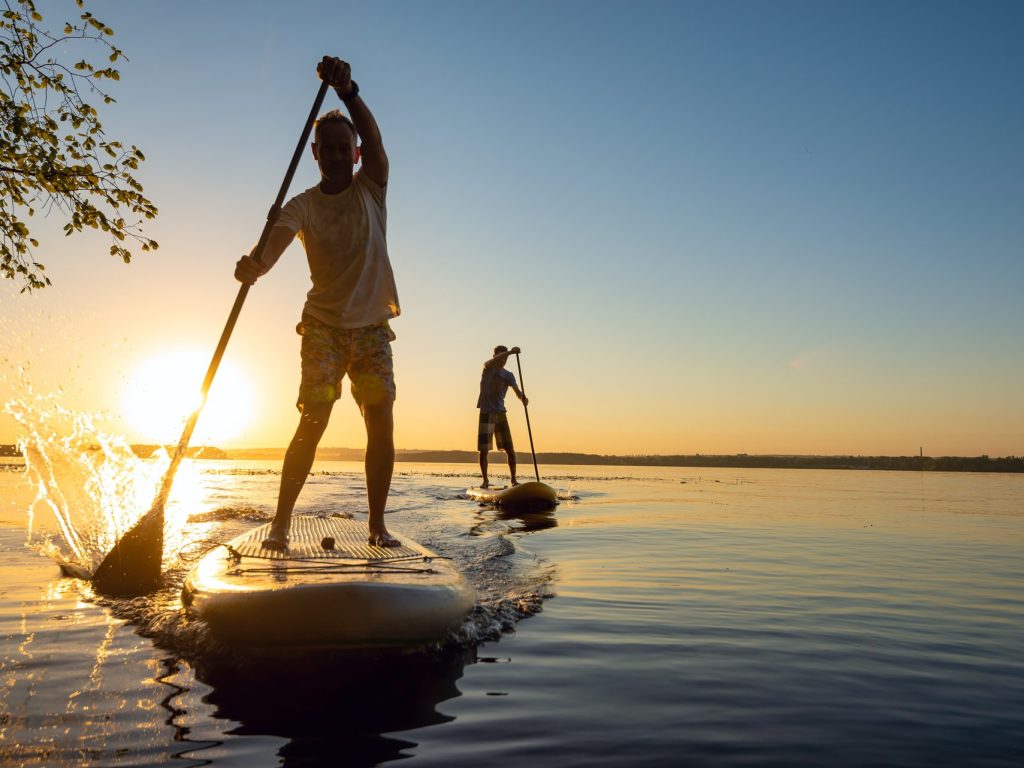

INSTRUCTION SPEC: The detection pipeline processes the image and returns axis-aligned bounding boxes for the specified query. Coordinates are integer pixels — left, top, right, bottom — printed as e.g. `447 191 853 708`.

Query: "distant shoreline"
258 448 1024 473
4 444 1020 473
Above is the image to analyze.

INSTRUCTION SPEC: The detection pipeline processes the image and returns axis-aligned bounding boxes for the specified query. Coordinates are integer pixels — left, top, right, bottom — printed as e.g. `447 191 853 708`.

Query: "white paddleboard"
182 515 475 648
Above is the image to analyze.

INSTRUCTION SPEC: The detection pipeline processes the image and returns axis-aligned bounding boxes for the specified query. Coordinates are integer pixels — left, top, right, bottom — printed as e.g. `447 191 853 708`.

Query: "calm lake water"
1 460 1022 766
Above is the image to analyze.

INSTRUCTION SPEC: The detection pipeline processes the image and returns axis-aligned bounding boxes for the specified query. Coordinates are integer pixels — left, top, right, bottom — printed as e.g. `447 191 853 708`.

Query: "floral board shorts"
296 316 396 411
478 411 513 452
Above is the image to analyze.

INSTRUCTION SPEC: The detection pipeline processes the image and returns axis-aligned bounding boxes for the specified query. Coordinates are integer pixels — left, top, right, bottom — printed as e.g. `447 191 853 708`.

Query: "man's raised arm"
318 55 388 188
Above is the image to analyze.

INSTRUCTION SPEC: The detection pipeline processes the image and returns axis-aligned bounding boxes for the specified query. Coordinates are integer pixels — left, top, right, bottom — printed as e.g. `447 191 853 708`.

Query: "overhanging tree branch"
1 0 158 291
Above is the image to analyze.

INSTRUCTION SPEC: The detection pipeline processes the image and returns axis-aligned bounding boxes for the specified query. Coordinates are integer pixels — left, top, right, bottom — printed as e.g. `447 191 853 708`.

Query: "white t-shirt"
275 171 400 329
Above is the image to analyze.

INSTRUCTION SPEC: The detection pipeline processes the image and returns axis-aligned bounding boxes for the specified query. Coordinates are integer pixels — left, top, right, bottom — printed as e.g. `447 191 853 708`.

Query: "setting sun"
122 348 256 445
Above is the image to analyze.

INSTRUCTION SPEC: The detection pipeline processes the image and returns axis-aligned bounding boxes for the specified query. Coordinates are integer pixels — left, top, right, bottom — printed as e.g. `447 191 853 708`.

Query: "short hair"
314 110 357 143
494 345 508 356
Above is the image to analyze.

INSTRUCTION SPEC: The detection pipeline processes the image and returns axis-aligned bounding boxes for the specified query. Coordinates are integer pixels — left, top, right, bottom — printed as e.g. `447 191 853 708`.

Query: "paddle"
92 81 331 596
514 353 541 482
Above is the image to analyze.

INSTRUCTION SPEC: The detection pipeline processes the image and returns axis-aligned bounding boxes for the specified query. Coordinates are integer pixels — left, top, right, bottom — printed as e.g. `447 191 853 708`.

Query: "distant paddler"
468 346 557 511
476 345 527 489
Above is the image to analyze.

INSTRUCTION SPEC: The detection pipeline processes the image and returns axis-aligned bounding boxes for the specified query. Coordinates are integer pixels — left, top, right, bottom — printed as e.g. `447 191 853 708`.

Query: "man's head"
493 345 509 368
312 110 359 191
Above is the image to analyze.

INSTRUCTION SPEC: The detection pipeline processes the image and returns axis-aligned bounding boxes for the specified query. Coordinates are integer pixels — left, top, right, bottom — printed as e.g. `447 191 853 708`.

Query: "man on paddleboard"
477 346 528 488
235 56 400 550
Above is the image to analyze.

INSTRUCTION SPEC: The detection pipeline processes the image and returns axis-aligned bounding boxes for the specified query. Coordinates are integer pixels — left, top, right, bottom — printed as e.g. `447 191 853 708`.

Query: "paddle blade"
91 506 164 596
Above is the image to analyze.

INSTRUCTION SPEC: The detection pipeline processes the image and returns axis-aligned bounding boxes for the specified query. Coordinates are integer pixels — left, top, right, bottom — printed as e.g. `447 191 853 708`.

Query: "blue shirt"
477 367 517 413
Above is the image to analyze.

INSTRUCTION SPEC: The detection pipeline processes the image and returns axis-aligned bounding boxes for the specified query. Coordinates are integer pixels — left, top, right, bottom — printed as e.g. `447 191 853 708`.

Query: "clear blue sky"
2 0 1022 456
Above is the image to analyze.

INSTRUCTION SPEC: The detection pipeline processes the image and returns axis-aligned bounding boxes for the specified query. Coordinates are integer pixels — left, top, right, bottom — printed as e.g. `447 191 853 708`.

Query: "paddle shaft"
515 353 541 482
93 81 329 594
157 80 331 502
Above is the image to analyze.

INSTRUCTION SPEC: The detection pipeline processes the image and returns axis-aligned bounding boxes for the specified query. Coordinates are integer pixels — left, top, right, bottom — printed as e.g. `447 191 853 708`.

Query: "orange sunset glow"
120 348 255 445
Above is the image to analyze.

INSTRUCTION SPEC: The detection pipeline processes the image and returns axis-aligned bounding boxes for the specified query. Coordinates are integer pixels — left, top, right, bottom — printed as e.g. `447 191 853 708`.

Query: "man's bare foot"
262 519 290 551
511 479 520 486
262 533 289 551
368 531 401 548
481 480 490 489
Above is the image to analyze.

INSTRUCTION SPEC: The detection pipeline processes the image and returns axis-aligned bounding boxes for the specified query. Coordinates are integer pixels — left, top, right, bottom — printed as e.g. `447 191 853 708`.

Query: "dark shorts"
296 316 396 411
478 411 513 452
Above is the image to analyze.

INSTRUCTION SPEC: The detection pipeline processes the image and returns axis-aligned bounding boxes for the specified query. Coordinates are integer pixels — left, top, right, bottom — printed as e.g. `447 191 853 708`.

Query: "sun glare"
122 348 255 445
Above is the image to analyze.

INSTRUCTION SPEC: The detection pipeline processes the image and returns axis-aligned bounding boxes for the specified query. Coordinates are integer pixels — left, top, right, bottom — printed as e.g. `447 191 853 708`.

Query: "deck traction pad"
233 515 422 561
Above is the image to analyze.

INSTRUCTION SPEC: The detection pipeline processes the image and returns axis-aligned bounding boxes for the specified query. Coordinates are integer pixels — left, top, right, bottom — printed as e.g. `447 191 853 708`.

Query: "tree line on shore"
0 444 227 459
387 451 1024 473
2 445 1020 473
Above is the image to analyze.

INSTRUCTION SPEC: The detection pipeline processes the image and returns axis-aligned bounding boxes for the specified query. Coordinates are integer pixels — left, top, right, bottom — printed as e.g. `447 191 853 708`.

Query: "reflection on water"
0 539 169 766
192 647 472 765
500 507 558 533
151 648 475 767
470 505 559 536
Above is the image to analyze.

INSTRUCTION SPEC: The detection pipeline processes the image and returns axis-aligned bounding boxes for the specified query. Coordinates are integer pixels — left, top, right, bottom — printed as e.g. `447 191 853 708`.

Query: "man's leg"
479 450 489 488
478 411 494 487
364 397 398 547
266 402 334 548
496 414 517 485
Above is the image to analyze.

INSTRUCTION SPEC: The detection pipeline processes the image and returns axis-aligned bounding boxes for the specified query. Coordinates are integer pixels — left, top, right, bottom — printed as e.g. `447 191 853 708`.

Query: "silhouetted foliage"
1 0 157 291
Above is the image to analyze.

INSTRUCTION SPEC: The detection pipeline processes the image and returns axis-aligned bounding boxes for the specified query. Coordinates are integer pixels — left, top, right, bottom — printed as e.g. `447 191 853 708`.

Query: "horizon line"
1 443 1021 460
146 445 1024 460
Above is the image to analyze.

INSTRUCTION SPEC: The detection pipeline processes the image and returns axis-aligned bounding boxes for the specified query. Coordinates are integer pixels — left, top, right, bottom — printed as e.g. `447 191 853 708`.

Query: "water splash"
3 393 190 573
